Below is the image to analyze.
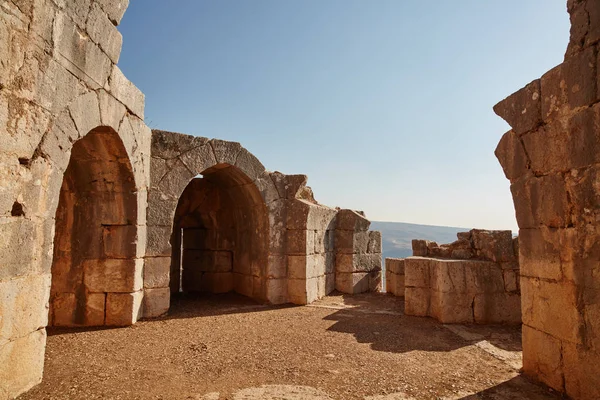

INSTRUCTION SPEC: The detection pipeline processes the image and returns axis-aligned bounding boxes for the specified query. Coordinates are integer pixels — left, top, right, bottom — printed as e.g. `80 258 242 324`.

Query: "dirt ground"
20 292 561 400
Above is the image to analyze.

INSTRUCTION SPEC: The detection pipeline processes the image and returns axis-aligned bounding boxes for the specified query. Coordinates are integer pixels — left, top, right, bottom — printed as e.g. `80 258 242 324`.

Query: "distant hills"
370 221 469 260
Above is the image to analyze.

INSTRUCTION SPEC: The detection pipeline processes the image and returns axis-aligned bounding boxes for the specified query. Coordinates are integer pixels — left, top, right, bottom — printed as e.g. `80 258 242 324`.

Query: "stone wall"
494 0 600 397
387 230 521 324
0 0 149 398
145 130 383 315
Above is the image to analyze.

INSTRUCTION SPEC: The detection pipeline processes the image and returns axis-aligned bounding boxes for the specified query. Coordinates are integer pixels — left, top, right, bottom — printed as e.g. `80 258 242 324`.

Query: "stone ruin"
386 230 522 324
2 0 600 399
0 1 383 397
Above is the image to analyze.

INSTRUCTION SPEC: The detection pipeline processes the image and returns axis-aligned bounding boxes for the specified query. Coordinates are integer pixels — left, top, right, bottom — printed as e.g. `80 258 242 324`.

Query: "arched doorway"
49 126 139 327
170 164 269 298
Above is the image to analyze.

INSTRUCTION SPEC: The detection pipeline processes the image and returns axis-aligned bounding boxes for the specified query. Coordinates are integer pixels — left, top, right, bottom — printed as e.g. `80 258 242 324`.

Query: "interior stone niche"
170 164 269 299
49 126 139 327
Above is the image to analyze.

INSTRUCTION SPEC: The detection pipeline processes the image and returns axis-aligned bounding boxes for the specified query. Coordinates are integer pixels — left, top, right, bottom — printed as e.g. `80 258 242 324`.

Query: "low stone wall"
388 229 521 324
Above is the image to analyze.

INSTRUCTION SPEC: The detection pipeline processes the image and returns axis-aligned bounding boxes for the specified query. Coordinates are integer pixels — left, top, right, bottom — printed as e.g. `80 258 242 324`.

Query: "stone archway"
170 165 269 297
49 126 141 327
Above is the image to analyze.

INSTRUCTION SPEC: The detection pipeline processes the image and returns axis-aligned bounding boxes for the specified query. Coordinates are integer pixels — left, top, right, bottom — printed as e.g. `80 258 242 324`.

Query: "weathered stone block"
463 260 505 294
87 3 123 63
335 272 369 294
519 228 563 281
103 224 137 259
385 258 405 275
105 291 143 326
430 290 474 324
411 239 429 256
84 258 143 293
0 274 50 344
287 230 314 255
143 256 171 289
202 272 234 293
404 257 431 288
522 325 564 392
266 254 287 279
287 278 308 305
233 273 253 298
287 254 325 279
96 0 129 25
336 253 381 273
265 278 288 305
145 225 172 257
473 292 521 324
85 293 106 326
108 66 145 119
493 79 542 135
367 231 381 253
335 209 370 231
521 277 582 344
142 287 170 318
404 287 430 317
563 342 600 400
0 329 45 400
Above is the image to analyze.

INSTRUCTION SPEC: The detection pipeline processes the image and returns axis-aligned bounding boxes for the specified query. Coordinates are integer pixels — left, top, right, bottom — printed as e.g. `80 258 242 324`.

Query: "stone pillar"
334 210 382 294
494 1 600 396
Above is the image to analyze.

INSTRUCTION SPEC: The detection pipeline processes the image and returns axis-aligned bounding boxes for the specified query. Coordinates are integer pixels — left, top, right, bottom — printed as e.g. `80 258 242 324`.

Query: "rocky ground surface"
20 293 560 400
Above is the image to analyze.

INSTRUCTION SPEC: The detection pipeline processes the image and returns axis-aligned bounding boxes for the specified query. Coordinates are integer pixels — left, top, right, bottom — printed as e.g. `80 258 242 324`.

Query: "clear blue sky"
118 1 569 232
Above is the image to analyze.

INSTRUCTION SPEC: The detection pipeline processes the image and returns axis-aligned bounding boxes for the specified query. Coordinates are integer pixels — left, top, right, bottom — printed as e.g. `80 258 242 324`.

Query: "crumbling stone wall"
145 130 383 315
0 0 150 398
494 1 600 397
387 230 521 324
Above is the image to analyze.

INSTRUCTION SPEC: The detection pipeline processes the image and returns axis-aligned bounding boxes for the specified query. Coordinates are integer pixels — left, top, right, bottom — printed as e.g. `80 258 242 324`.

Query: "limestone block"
102 224 137 259
87 3 123 63
0 217 41 281
105 291 143 326
518 228 563 281
404 287 430 317
108 66 145 119
151 130 209 159
143 287 170 318
179 143 217 176
335 272 369 294
96 0 129 25
0 329 45 400
334 229 354 254
157 158 195 198
522 325 564 392
541 46 597 122
386 258 405 275
0 274 50 345
201 272 234 293
307 203 336 230
430 260 467 294
305 277 319 304
145 225 172 257
411 239 429 256
287 278 308 305
510 173 570 229
233 273 253 298
562 341 600 400
50 292 77 326
473 292 521 324
147 189 179 226
210 139 242 166
266 254 287 279
430 291 474 324
288 254 325 279
393 275 405 298
234 148 265 181
62 0 92 29
83 258 143 293
386 270 396 295
324 253 335 275
404 257 431 288
493 79 542 135
335 209 370 231
98 89 126 130
31 0 55 44
143 256 170 289
325 273 335 294
471 229 515 262
521 277 582 344
287 230 314 255
270 172 309 199
367 231 381 253
495 130 530 182
336 253 381 273
70 91 102 138
463 260 505 294
85 293 106 326
53 12 112 88
316 275 327 299
265 278 288 305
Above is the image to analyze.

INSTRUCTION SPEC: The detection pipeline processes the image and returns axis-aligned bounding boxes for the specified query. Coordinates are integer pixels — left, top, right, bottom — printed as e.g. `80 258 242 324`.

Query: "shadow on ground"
458 375 563 399
319 292 522 354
